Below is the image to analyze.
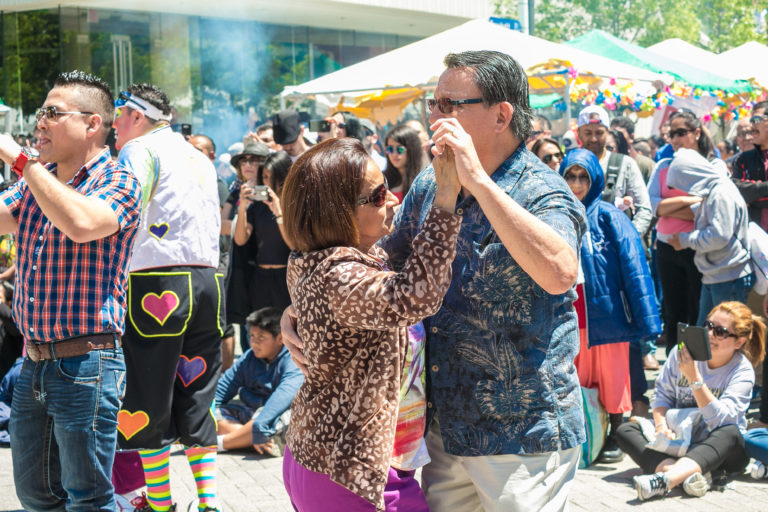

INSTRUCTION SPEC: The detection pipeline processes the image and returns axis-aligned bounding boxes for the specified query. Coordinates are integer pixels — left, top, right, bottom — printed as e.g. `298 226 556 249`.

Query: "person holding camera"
234 151 293 316
615 301 765 501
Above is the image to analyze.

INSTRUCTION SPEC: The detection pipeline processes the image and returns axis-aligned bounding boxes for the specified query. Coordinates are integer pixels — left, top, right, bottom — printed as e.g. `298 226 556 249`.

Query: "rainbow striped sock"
185 446 218 511
139 447 173 511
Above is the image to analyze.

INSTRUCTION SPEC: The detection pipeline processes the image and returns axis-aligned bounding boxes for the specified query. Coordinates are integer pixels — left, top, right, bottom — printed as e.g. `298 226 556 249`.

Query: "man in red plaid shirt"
0 71 141 511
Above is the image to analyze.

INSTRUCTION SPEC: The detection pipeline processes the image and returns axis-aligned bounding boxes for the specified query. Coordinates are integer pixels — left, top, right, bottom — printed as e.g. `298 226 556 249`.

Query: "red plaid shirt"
1 148 141 342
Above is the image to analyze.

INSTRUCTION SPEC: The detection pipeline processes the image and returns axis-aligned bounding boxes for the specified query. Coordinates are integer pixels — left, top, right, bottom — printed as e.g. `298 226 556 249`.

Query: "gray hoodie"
667 148 751 284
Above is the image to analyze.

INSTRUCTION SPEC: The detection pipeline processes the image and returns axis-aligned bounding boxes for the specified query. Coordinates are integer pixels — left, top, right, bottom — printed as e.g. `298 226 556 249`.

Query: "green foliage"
491 0 766 49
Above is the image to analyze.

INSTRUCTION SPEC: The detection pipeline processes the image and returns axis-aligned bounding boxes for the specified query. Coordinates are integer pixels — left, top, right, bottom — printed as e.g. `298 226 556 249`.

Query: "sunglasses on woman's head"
703 320 736 339
669 128 692 139
542 152 563 164
357 180 389 207
386 145 406 155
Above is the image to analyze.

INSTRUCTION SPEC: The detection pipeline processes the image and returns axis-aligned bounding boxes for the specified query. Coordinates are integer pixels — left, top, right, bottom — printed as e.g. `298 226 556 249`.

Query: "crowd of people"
0 47 767 512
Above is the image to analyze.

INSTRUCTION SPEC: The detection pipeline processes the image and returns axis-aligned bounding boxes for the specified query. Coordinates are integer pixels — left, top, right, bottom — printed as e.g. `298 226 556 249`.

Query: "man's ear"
85 113 104 138
496 101 514 134
275 333 283 344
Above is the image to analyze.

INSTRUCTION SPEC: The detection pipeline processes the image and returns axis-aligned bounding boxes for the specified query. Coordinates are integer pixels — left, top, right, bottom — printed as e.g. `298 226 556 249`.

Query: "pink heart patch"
176 355 207 387
141 291 180 326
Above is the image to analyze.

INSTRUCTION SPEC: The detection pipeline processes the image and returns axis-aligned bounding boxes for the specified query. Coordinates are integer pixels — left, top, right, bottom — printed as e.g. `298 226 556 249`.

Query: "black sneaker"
597 436 625 463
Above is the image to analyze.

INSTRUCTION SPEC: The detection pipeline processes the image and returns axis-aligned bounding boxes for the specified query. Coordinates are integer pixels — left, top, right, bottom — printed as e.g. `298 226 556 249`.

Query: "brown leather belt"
26 333 120 361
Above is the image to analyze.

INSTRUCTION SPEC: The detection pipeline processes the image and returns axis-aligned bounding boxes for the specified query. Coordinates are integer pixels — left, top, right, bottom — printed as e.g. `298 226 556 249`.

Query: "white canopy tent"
646 39 719 65
716 42 768 89
281 19 667 123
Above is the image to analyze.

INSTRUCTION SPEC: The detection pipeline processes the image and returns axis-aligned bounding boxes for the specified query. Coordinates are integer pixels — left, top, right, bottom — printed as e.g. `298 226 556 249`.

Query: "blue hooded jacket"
560 149 661 346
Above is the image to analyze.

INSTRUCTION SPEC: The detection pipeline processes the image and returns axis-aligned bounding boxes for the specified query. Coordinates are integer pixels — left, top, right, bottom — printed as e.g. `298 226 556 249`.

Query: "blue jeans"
744 428 768 464
696 273 754 326
10 347 125 511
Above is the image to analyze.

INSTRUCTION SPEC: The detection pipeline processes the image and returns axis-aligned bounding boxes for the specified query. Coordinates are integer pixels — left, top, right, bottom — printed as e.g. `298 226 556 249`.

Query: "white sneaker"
682 472 711 497
750 460 768 480
633 472 669 501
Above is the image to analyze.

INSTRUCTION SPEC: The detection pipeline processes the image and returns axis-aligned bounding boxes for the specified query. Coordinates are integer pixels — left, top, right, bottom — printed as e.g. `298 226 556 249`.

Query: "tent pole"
420 92 427 129
564 80 571 133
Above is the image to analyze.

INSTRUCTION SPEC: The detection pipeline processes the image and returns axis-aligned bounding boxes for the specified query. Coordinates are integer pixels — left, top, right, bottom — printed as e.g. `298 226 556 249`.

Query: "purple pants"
283 446 429 512
112 451 145 495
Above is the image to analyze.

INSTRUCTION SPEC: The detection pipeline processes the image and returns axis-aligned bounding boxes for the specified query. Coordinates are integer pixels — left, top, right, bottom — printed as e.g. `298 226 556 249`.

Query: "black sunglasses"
703 320 736 339
357 180 389 207
669 128 692 139
427 97 484 114
542 152 563 164
36 106 94 123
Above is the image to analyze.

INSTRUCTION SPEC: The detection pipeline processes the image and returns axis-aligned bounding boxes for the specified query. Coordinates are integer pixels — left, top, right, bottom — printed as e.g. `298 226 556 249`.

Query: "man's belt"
26 333 121 361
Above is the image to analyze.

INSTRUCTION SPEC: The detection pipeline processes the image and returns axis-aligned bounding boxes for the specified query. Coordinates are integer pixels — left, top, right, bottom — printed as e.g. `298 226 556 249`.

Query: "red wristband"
11 151 29 177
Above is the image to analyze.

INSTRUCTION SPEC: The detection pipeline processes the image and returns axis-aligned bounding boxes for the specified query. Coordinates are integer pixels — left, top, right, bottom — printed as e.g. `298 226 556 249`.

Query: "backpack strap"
601 152 623 203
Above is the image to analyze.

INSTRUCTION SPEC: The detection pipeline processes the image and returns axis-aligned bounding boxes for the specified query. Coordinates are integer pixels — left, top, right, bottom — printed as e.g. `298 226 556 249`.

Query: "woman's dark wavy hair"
609 129 630 156
383 124 427 195
257 151 292 191
669 110 716 160
443 50 533 142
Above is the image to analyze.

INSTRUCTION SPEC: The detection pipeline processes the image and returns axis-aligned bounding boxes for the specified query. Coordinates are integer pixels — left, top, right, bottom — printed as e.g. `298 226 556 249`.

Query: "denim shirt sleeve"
251 357 305 444
215 351 247 407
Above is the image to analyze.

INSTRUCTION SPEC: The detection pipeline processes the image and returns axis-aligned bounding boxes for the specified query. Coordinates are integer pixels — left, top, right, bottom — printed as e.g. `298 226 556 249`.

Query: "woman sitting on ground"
279 137 461 511
616 301 764 501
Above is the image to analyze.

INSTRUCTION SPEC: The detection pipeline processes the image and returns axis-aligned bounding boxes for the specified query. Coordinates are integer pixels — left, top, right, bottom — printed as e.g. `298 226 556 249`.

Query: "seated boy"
215 307 303 456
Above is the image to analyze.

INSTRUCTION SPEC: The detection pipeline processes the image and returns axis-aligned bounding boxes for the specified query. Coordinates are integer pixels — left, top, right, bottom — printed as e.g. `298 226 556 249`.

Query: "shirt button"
38 236 43 241
431 365 439 372
32 265 37 270
456 208 464 215
29 297 34 303
29 328 34 333
431 327 438 334
427 402 433 408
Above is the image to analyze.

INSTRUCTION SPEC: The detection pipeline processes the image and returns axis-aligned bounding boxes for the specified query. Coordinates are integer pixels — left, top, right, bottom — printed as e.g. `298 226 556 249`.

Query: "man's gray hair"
444 51 533 142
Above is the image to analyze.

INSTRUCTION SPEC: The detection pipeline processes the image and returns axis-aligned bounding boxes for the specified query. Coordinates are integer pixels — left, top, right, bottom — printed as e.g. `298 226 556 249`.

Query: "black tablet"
677 322 711 361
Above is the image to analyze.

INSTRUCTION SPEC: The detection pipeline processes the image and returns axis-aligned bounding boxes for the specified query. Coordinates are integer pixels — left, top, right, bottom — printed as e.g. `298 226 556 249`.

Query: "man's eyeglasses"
357 180 389 207
542 152 563 164
750 115 767 125
564 173 590 185
386 145 406 155
36 106 93 123
703 320 736 339
669 128 692 139
427 97 484 114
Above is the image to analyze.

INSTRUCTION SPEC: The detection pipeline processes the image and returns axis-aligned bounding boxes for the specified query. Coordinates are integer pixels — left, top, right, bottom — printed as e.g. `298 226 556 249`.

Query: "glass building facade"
0 7 419 146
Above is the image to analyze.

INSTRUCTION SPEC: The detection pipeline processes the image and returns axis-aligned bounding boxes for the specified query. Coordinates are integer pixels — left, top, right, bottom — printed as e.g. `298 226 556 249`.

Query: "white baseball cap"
577 105 610 128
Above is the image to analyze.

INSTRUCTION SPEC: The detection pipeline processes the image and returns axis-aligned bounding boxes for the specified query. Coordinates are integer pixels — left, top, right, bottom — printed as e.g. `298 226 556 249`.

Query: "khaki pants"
422 418 580 512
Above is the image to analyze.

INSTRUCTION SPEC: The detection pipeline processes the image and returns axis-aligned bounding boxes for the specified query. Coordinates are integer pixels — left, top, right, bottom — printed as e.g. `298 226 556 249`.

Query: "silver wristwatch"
690 380 704 391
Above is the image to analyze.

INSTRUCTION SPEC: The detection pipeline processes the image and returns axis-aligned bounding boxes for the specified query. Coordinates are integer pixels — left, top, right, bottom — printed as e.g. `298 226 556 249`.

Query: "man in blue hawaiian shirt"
284 50 587 511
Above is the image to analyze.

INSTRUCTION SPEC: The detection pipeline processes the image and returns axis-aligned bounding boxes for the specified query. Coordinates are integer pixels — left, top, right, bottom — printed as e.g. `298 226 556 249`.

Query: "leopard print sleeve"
326 206 461 330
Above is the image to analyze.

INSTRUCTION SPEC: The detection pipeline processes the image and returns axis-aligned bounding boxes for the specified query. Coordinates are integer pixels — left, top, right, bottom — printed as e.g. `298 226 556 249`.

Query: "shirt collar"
48 146 112 185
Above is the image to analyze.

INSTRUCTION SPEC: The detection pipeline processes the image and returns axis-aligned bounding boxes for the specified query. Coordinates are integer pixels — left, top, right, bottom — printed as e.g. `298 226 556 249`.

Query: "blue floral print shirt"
379 145 587 456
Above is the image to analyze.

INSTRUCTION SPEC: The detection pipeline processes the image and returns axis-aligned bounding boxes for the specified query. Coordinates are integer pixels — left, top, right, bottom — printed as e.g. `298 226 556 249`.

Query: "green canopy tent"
564 30 751 94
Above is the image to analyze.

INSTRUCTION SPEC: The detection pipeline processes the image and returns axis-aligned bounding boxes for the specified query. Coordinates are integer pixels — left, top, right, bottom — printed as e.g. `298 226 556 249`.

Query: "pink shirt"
656 165 694 235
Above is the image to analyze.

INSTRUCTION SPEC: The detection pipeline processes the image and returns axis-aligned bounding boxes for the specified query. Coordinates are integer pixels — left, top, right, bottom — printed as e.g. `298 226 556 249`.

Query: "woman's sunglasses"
703 320 736 339
36 106 93 123
563 173 590 185
669 128 692 139
386 145 406 155
357 180 389 207
543 152 563 164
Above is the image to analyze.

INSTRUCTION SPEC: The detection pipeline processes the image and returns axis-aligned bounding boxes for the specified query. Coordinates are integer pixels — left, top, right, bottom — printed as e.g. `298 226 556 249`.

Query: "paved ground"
2 347 768 511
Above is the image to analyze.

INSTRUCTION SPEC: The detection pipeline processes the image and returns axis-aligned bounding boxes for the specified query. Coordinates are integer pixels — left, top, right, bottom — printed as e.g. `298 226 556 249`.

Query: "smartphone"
677 323 711 361
309 119 331 132
246 185 270 202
